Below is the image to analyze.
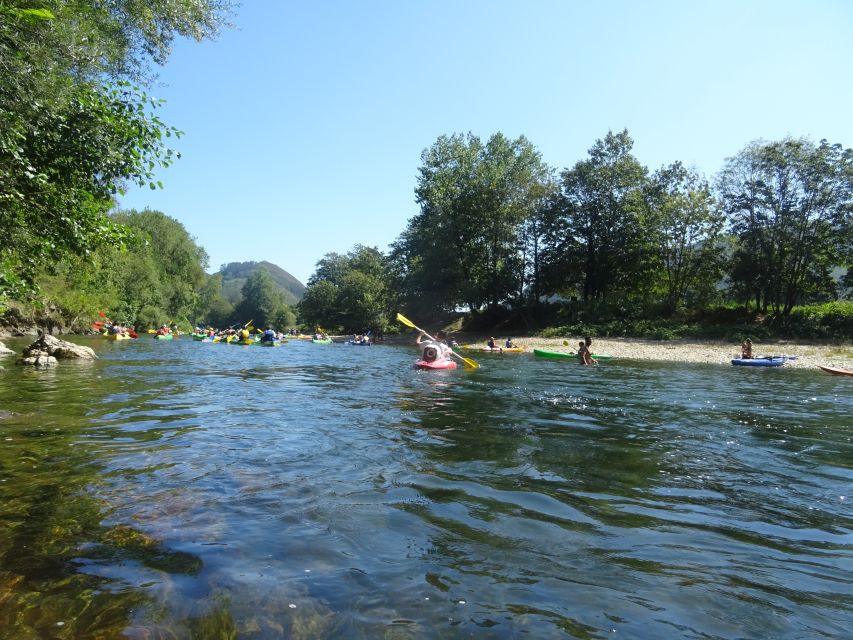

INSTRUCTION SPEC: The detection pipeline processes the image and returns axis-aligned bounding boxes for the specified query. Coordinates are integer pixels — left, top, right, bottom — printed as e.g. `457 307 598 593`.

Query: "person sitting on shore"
741 338 753 359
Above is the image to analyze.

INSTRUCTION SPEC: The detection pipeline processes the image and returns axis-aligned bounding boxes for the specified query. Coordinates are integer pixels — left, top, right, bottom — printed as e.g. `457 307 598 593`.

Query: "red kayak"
414 358 457 370
818 365 853 377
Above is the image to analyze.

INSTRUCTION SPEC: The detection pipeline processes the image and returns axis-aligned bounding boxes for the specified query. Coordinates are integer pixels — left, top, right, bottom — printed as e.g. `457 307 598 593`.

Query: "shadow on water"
0 361 207 639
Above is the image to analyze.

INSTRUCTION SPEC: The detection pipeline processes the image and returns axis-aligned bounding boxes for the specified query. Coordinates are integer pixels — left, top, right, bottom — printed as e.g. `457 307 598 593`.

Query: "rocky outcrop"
0 305 74 338
0 341 14 356
17 334 96 366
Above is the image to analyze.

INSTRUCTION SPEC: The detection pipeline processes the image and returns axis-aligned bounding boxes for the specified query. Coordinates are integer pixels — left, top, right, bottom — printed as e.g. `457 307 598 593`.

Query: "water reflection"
0 338 851 638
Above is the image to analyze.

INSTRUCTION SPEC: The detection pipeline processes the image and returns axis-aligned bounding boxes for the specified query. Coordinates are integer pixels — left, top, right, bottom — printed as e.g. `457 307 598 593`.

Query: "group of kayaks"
102 330 852 376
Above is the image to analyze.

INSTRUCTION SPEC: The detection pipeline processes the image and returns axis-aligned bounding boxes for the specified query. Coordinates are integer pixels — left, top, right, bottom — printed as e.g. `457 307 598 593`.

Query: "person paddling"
417 329 452 363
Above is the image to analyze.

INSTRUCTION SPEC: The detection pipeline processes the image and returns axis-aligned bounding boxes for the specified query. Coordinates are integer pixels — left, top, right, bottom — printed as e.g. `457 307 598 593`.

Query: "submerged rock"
17 334 96 366
0 341 13 356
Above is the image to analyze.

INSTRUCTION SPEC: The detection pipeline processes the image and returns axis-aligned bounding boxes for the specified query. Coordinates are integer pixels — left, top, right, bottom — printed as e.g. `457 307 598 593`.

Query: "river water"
0 337 850 639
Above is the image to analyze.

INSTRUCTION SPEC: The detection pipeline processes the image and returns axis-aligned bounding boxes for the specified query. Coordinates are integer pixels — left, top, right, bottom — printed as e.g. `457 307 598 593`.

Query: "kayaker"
156 324 170 336
487 337 499 350
505 337 516 348
741 338 753 359
417 330 451 362
261 327 276 343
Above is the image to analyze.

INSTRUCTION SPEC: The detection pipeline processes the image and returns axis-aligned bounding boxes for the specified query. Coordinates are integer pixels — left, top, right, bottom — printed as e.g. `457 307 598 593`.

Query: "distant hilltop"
218 261 306 306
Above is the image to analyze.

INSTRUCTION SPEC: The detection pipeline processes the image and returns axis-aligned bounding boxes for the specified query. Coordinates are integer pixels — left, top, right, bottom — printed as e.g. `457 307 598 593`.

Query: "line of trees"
299 130 851 334
0 0 230 300
1 4 849 337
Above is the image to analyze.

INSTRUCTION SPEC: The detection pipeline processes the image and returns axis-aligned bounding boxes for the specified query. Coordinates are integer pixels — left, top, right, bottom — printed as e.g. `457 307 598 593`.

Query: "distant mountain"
218 261 306 306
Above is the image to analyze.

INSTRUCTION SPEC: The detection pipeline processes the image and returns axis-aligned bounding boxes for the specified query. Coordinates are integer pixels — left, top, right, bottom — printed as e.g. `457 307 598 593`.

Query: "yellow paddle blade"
563 340 569 346
396 312 417 329
460 356 480 369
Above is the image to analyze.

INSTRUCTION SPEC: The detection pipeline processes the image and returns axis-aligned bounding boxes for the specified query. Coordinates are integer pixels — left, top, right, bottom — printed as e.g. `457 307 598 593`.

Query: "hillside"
218 261 306 306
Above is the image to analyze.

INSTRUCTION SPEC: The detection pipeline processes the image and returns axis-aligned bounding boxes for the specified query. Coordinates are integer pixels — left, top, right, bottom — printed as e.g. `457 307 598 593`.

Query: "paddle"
395 312 479 369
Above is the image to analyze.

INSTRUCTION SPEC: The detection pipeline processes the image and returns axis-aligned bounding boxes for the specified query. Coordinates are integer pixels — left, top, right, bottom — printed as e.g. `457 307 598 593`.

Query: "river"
0 336 851 639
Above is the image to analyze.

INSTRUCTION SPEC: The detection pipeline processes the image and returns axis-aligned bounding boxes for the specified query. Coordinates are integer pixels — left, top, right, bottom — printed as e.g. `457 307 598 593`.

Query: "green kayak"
533 348 612 360
311 338 332 344
154 333 173 340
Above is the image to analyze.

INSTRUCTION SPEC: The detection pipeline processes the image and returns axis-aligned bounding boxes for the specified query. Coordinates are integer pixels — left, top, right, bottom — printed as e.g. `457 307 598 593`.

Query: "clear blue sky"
117 0 853 285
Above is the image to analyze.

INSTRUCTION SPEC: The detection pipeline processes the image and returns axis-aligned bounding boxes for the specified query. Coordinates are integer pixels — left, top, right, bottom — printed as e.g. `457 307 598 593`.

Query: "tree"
645 162 725 313
110 209 209 323
299 245 395 332
394 132 552 314
298 280 339 330
545 130 649 302
718 138 852 315
234 269 286 329
0 1 231 300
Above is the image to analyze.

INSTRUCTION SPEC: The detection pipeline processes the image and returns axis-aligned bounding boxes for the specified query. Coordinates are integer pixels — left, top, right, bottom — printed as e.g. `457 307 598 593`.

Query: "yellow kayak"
103 332 132 341
460 344 525 353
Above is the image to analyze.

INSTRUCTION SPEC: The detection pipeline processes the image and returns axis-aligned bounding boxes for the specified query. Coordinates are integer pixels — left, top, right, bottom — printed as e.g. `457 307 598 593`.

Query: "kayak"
191 333 209 341
731 357 786 367
154 334 173 340
818 365 853 377
257 340 281 347
414 358 457 370
312 338 333 344
347 340 371 346
103 332 133 341
533 349 612 360
461 345 525 353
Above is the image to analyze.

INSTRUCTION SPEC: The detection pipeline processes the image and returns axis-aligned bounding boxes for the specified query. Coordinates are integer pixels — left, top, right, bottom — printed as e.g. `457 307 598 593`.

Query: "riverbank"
421 334 852 370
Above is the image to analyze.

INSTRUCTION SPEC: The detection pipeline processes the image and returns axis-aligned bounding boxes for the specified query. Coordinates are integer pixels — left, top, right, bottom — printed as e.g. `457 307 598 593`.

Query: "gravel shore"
456 335 853 370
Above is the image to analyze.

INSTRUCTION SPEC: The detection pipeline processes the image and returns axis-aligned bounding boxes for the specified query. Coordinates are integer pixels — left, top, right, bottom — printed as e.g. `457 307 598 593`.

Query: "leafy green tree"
110 209 209 322
298 280 339 330
194 273 233 328
299 245 394 332
717 138 852 315
234 269 286 329
394 132 552 313
645 162 725 313
544 129 648 302
0 0 231 300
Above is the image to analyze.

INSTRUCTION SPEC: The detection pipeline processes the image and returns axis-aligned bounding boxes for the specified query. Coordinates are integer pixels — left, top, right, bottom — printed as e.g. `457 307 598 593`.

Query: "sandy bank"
439 335 853 370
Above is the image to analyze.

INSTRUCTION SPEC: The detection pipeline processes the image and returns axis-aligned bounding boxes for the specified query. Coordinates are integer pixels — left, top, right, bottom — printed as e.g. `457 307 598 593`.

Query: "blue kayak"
731 357 786 367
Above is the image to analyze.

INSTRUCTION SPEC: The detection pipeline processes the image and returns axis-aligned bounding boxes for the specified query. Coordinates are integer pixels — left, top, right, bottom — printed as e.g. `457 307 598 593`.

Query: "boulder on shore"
0 341 14 356
17 334 96 366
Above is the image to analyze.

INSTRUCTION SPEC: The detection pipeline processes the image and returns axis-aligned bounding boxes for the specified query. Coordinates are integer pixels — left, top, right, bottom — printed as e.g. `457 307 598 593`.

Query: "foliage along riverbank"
1 4 850 347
